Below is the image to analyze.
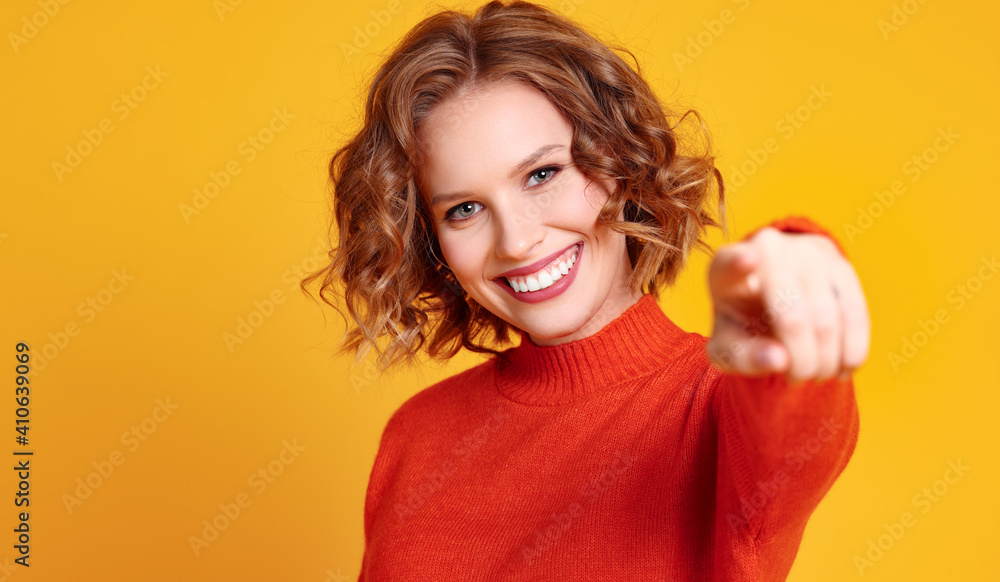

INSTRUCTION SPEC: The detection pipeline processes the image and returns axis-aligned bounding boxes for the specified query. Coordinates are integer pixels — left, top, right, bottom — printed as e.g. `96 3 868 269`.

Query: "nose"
493 197 546 261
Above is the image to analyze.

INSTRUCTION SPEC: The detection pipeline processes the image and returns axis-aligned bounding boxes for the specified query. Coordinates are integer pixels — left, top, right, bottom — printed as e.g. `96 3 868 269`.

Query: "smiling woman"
302 1 868 580
416 79 644 344
303 0 725 368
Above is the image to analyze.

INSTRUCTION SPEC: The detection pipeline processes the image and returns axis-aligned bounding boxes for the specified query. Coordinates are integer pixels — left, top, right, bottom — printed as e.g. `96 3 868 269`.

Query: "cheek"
558 173 613 228
575 176 628 254
438 234 486 280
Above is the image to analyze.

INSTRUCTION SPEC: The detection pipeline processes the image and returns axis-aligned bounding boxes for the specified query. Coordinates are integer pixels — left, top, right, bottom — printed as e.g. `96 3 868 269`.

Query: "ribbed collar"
494 294 690 406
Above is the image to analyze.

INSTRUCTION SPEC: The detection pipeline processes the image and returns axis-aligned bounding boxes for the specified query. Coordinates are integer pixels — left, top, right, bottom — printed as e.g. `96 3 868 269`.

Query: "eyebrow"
428 144 565 209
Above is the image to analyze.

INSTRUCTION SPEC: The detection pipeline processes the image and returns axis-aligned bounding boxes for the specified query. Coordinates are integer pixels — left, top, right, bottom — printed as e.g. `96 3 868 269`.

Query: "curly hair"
301 0 727 373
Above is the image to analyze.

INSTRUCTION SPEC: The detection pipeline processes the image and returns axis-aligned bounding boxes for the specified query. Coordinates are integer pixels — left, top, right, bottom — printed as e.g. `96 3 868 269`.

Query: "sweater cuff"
743 215 848 259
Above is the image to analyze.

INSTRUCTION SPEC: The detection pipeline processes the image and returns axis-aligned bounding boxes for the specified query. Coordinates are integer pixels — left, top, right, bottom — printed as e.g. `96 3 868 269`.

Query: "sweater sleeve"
358 409 408 582
710 216 860 578
713 373 859 574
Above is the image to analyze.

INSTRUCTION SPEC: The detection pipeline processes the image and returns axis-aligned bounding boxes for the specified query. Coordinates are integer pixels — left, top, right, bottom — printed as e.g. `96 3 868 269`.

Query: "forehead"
416 79 573 194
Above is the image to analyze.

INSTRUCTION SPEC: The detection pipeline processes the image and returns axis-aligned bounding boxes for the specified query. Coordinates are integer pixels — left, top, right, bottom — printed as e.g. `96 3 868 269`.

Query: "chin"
525 323 581 343
517 305 596 345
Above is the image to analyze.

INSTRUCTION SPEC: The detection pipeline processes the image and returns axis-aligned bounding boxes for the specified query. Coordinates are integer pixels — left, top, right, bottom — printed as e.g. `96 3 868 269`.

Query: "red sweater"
358 218 859 581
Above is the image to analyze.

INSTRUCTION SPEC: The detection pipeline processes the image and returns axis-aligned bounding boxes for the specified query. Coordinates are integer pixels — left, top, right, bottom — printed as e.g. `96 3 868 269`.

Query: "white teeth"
505 245 581 293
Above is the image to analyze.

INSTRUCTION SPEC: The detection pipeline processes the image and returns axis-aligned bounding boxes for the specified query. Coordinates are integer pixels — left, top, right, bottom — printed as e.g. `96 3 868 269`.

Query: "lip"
494 242 582 279
494 242 583 304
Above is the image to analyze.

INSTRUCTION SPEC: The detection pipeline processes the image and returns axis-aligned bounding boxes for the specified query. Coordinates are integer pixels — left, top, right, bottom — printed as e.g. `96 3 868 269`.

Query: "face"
416 79 642 346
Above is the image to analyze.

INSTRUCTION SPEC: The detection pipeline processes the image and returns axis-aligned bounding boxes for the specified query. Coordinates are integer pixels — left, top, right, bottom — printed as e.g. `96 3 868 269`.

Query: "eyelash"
443 165 562 223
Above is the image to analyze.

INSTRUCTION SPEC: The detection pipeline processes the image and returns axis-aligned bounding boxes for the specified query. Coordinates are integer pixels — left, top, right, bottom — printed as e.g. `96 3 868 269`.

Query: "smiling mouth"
499 243 581 293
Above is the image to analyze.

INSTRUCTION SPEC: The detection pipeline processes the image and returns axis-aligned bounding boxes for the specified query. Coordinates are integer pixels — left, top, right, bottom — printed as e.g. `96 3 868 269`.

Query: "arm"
712 367 860 576
706 217 869 572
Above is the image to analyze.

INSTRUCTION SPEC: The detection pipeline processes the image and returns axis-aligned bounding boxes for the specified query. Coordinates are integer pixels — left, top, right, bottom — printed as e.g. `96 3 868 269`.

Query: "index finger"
758 249 816 384
832 259 871 372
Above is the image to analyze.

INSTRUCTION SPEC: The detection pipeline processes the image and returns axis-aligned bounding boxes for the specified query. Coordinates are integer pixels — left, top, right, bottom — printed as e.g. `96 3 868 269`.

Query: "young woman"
305 1 870 579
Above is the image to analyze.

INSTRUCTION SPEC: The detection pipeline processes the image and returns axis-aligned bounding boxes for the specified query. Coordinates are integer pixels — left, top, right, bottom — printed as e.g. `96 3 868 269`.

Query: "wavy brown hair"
301 0 727 373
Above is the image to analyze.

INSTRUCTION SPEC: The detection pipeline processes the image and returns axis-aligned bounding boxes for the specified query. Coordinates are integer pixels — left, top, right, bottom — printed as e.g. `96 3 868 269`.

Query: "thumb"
706 328 790 376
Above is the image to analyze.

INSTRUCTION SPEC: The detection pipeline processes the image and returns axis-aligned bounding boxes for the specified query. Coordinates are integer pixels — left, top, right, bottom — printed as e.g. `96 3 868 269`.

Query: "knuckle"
753 227 782 244
812 308 839 339
777 308 810 334
794 364 819 383
789 351 818 379
816 357 839 380
812 234 839 256
845 344 871 369
840 300 871 329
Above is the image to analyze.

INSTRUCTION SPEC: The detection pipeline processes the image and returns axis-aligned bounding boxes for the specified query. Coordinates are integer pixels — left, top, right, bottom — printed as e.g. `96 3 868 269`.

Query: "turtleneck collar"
494 294 691 406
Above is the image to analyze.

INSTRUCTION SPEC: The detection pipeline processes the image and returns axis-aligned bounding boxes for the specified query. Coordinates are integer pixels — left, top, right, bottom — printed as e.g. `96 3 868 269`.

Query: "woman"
305 1 870 579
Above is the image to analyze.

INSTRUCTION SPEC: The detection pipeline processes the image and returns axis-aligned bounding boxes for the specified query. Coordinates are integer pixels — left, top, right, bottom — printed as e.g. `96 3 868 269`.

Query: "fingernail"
755 347 775 369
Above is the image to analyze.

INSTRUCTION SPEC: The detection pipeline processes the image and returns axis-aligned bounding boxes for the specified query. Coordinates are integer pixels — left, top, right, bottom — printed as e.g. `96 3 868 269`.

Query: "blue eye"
442 165 562 223
444 201 482 222
526 165 560 187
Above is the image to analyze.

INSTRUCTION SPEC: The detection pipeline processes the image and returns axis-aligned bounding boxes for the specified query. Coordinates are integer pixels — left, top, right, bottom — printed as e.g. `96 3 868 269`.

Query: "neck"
529 283 643 347
497 294 690 405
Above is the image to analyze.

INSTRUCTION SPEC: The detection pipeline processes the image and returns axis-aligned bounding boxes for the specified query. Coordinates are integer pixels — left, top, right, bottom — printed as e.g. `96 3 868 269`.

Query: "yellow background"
2 0 996 579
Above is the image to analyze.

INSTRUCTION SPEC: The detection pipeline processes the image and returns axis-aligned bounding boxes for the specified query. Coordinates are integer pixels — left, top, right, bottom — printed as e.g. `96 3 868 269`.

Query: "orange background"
1 0 997 579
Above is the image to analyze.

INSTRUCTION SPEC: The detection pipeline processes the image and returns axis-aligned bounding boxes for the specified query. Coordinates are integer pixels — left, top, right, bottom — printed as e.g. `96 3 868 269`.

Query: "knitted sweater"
357 218 860 581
